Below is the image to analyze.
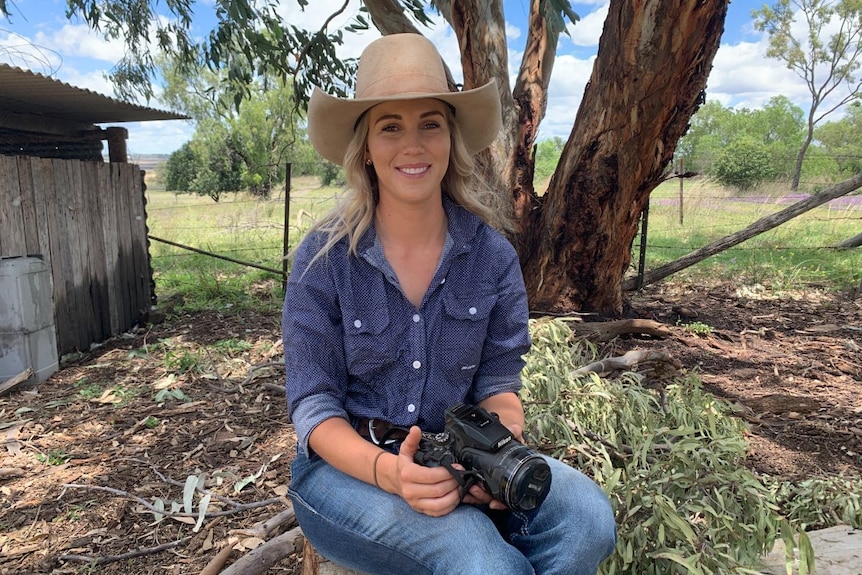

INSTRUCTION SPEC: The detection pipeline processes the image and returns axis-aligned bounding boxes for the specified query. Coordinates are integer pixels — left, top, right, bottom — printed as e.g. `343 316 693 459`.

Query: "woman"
283 33 616 575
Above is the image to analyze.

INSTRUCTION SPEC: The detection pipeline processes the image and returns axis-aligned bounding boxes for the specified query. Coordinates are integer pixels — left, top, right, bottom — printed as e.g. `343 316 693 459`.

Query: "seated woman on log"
282 33 617 575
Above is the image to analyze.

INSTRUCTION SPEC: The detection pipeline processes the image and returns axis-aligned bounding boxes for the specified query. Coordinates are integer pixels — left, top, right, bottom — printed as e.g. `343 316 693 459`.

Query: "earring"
366 159 373 166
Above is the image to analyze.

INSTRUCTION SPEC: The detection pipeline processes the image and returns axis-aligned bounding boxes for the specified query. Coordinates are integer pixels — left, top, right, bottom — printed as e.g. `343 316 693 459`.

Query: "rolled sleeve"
283 237 350 454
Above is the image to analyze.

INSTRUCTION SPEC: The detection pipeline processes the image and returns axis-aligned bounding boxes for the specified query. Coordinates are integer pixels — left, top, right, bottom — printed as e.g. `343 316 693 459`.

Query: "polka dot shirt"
283 198 531 455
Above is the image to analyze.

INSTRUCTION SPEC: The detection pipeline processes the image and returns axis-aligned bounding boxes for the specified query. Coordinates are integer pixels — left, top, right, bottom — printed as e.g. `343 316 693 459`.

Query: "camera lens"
465 442 552 513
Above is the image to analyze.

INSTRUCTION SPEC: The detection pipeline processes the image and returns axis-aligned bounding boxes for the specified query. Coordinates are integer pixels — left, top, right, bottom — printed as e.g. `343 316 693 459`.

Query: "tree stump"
301 539 364 575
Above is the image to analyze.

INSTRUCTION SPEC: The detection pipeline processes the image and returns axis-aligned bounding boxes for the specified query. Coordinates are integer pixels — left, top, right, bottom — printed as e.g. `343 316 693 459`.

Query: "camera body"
414 403 552 513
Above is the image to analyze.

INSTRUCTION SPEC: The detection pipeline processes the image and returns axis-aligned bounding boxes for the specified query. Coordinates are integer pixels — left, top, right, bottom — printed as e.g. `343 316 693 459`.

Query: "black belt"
356 418 410 446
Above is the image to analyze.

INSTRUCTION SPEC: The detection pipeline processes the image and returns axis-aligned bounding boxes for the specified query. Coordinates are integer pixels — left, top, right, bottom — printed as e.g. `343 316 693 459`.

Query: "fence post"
677 157 684 225
635 203 649 291
282 163 292 293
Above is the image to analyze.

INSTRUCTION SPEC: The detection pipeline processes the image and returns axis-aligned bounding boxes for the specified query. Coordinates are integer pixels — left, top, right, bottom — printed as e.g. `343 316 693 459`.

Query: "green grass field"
143 174 861 313
644 178 861 290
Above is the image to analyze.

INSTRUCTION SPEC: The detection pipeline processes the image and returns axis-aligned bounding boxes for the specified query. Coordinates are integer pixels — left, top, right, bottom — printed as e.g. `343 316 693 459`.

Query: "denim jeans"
288 450 617 575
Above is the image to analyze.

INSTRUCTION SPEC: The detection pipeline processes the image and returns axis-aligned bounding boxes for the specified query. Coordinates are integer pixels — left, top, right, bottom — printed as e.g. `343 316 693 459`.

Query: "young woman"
283 33 616 575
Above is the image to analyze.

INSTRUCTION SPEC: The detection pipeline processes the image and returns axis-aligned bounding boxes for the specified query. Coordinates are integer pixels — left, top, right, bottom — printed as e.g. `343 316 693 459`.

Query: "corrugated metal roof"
0 64 189 123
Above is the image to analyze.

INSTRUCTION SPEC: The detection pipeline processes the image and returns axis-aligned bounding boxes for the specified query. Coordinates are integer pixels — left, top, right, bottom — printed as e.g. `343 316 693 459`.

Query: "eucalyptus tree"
754 0 862 191
1 0 731 316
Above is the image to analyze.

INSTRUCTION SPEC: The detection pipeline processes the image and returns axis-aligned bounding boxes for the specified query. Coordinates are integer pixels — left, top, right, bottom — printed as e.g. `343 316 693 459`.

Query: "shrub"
714 139 776 191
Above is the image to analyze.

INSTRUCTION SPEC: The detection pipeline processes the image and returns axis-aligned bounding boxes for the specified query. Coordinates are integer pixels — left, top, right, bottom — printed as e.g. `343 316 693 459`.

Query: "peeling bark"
520 0 729 316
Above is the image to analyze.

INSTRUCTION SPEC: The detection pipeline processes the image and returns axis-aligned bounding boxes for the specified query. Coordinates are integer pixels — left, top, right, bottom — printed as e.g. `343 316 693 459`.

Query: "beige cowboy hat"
307 33 501 166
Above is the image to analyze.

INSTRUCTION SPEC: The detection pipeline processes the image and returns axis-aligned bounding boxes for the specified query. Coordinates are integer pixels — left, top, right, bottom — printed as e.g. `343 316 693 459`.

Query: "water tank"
0 256 59 385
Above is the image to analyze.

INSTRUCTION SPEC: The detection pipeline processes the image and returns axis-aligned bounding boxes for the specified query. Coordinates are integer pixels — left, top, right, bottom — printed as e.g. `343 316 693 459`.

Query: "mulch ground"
1 281 860 574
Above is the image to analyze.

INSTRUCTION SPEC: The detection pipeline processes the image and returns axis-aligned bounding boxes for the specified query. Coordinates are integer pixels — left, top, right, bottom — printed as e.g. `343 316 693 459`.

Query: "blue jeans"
288 450 617 575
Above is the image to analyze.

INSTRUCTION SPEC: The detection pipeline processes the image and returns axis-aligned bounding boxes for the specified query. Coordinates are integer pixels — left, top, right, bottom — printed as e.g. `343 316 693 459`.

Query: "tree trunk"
518 0 729 316
365 0 730 317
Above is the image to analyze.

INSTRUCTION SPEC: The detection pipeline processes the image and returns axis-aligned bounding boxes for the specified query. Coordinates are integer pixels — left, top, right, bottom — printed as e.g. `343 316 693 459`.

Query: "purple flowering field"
651 193 862 209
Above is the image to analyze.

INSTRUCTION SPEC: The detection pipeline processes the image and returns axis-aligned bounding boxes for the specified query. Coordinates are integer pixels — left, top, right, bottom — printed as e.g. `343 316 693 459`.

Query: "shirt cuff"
292 395 349 456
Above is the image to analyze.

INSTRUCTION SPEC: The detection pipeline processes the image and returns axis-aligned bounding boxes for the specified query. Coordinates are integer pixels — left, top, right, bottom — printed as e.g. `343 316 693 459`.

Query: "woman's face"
365 98 451 208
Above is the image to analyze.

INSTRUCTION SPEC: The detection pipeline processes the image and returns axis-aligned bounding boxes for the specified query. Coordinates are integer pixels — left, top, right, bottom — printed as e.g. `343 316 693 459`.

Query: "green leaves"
520 317 862 574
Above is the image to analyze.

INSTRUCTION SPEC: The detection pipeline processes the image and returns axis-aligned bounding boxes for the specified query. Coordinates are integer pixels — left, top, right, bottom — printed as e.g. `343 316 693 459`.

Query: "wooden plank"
128 166 152 318
53 158 82 353
65 160 91 349
112 163 133 331
28 157 54 265
96 162 121 335
81 161 110 342
15 157 40 256
43 158 75 354
0 155 27 257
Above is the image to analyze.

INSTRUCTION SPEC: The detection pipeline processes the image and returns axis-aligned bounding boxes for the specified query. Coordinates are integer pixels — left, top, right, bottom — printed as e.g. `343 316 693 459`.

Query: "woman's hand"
392 426 465 517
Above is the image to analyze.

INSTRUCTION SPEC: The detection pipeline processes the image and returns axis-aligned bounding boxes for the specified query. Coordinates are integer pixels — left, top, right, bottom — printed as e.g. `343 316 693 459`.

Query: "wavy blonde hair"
301 105 509 265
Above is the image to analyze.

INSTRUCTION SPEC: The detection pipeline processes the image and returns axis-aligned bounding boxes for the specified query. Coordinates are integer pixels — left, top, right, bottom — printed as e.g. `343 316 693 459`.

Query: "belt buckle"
368 419 397 446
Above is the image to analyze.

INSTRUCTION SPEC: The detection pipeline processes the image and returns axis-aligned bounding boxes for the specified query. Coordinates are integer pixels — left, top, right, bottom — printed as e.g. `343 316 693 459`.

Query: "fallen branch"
220 525 305 575
570 319 670 342
58 537 190 566
573 349 678 376
199 539 237 575
233 506 297 539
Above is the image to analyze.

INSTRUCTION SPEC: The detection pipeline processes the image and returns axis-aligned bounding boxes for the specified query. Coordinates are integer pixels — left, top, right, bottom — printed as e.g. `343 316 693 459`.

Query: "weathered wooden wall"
0 155 152 355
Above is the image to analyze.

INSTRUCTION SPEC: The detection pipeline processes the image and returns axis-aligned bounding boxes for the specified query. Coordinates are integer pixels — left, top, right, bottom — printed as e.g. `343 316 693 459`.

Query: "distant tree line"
532 98 862 193
160 64 344 202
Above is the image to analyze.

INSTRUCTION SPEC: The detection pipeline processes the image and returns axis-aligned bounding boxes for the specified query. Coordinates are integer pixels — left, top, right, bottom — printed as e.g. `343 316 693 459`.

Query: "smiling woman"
281 33 617 575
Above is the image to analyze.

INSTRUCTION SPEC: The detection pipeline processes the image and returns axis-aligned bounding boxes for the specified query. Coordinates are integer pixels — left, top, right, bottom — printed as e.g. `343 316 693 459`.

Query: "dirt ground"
1 281 860 574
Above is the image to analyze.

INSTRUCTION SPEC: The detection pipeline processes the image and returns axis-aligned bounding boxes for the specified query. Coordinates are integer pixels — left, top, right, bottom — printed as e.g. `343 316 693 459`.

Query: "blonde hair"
301 105 508 265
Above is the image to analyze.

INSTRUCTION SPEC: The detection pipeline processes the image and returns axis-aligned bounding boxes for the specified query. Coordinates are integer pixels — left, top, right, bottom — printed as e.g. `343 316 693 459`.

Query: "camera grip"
414 439 476 494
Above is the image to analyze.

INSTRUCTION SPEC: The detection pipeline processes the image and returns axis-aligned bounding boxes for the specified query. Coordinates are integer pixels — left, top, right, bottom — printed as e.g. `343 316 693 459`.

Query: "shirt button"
469 307 477 315
441 278 446 284
412 314 421 323
407 404 416 413
412 360 421 369
353 319 362 328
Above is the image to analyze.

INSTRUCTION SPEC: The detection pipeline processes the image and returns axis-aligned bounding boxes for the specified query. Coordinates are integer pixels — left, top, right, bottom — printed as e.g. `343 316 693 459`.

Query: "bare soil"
1 281 860 574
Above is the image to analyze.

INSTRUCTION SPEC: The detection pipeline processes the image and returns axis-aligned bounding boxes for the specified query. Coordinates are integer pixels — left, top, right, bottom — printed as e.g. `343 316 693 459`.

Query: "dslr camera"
414 402 552 513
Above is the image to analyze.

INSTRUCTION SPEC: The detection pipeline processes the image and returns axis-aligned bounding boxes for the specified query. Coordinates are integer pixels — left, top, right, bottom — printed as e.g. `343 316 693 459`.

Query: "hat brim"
307 79 501 166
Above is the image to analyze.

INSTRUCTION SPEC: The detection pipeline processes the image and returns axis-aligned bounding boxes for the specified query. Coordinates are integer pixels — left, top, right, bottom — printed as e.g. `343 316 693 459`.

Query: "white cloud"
566 1 608 47
540 53 595 139
122 119 196 157
708 39 808 111
33 23 122 63
506 22 521 41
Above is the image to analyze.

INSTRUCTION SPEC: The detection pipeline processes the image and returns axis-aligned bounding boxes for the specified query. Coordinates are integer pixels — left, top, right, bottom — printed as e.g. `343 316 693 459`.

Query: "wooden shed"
0 63 187 359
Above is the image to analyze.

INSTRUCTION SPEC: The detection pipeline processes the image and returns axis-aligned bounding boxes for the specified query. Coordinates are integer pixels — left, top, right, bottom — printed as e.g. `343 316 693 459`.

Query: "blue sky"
0 0 816 157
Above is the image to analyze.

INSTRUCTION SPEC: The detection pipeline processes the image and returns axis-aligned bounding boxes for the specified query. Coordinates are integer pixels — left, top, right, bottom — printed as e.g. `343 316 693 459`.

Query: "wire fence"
144 163 862 292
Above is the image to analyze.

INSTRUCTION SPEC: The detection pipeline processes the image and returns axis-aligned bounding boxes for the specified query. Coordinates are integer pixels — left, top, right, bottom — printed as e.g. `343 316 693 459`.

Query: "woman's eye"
422 121 441 130
381 124 400 132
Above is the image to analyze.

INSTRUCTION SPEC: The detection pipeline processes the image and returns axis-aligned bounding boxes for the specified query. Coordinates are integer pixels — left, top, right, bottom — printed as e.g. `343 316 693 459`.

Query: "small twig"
233 506 296 539
58 537 191 566
213 361 285 393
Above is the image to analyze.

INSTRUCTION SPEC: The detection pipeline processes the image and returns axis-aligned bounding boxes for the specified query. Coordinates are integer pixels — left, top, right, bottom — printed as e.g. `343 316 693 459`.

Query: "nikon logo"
495 437 512 449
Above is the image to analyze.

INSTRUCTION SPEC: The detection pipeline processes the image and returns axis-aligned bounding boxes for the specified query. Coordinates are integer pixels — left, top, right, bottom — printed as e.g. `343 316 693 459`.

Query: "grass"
145 174 337 314
144 172 862 313
643 177 862 291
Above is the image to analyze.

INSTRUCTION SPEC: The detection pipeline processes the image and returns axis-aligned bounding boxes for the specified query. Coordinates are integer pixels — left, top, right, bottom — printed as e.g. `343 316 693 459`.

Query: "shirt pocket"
441 292 498 384
342 302 401 382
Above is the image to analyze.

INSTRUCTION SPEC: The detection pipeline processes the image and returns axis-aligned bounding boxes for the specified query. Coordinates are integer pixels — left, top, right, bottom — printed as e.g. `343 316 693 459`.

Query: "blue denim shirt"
283 198 531 455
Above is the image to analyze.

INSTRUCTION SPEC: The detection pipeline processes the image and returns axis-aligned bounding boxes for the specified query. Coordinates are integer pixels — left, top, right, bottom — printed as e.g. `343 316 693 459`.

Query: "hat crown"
355 34 450 99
